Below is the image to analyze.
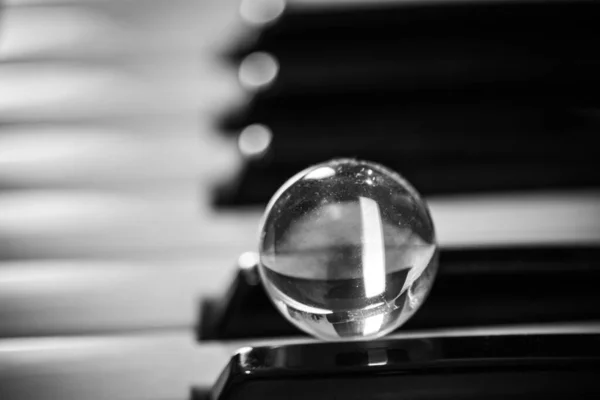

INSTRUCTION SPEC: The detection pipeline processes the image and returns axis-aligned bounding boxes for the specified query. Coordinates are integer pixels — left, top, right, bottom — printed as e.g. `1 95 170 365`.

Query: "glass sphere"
258 159 438 341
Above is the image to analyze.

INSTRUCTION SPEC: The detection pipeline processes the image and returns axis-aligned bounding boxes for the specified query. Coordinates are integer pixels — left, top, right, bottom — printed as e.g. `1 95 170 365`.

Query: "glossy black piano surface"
199 333 600 400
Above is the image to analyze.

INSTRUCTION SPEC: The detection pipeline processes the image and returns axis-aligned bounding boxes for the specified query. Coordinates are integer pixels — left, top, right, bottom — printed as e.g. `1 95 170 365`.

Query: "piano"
1 0 599 399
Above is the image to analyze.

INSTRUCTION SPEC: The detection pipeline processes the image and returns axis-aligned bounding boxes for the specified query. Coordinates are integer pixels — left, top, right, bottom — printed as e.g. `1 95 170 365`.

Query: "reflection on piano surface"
1 0 600 399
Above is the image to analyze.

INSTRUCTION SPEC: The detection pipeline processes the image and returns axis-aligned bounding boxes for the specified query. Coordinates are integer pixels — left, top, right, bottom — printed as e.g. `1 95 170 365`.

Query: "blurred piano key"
231 48 600 102
2 0 246 55
229 0 600 96
0 0 265 398
0 124 241 190
0 6 120 61
4 0 103 4
0 189 260 259
0 258 238 336
0 63 122 114
0 332 229 400
235 0 600 38
0 62 241 121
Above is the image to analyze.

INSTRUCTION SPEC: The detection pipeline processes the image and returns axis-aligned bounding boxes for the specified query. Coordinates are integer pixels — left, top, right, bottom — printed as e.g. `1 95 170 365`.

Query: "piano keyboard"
1 0 600 399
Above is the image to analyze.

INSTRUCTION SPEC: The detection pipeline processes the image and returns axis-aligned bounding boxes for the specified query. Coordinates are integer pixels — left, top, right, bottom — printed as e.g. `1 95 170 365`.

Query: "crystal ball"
258 159 438 341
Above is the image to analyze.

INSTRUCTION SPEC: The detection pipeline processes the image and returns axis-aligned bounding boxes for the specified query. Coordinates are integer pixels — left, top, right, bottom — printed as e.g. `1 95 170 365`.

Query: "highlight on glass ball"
257 158 438 341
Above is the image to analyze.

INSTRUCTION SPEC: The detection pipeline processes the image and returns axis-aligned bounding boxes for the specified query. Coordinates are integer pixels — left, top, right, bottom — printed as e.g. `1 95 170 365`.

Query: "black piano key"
231 0 600 58
237 38 600 99
228 0 600 97
222 95 599 137
198 246 600 340
215 101 600 206
205 334 600 400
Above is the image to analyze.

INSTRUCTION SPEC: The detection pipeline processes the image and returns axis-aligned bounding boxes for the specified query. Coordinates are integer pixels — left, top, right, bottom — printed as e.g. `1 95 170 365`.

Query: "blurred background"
1 0 600 399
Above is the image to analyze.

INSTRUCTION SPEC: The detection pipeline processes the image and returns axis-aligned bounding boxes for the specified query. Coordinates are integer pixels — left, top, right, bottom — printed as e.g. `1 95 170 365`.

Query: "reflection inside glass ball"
258 159 438 341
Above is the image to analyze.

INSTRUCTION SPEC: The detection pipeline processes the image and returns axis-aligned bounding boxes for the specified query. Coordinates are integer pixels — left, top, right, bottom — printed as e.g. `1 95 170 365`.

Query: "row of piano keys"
1 0 600 399
0 0 259 399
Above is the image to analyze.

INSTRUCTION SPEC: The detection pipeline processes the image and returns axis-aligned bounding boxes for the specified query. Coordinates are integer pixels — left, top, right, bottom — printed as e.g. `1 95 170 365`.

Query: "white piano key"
0 332 229 400
0 258 238 335
4 0 105 5
0 124 241 189
0 62 241 121
0 6 119 60
0 190 597 259
3 0 247 56
0 64 117 114
0 189 260 258
430 191 600 248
